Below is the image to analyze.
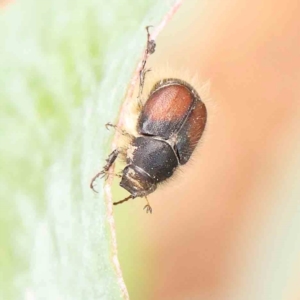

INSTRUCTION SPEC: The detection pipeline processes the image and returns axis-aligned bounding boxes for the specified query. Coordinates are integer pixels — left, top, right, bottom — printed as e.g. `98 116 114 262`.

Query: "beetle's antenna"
113 195 133 206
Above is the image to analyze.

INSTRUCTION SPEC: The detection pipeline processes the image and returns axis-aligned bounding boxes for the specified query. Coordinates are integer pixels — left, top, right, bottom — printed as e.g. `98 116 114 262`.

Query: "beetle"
90 28 207 213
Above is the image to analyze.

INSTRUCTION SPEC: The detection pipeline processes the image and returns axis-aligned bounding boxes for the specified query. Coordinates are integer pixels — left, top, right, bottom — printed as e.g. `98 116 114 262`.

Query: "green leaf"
0 0 179 299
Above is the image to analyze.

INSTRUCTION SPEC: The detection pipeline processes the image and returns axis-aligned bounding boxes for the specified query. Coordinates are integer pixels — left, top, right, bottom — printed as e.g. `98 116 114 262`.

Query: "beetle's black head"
120 165 156 198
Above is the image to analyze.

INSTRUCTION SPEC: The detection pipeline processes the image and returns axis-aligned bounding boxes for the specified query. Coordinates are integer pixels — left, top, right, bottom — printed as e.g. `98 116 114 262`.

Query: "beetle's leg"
113 195 133 206
143 196 152 214
138 68 151 109
90 149 119 193
137 26 156 105
146 26 156 55
105 122 134 139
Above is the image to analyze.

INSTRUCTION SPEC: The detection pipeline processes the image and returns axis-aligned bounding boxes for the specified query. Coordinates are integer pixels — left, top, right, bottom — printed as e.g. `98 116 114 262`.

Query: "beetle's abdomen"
127 137 178 183
138 84 194 139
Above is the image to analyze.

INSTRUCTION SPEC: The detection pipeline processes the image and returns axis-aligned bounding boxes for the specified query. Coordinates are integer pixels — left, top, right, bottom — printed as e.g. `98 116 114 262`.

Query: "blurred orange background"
115 0 300 299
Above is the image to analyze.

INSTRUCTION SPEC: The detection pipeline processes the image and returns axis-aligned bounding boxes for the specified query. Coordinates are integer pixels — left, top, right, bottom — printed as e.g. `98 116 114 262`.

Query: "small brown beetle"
90 27 207 213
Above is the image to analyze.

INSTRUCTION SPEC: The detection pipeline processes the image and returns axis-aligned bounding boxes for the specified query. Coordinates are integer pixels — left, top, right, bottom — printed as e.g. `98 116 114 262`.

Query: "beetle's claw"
144 204 152 214
105 122 112 130
90 169 111 193
145 25 153 31
90 180 99 193
99 170 109 180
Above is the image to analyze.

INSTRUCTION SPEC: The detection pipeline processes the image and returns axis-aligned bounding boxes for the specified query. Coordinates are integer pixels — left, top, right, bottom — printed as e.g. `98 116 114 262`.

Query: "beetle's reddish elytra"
90 27 207 213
